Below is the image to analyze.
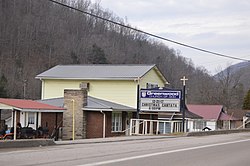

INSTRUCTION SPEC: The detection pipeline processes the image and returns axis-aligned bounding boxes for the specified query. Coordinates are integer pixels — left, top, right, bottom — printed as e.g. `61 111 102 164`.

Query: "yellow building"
36 64 168 108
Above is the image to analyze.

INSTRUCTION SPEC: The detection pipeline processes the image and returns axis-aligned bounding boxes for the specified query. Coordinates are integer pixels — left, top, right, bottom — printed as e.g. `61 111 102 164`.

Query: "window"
193 120 206 130
28 112 35 124
112 112 122 132
146 83 158 89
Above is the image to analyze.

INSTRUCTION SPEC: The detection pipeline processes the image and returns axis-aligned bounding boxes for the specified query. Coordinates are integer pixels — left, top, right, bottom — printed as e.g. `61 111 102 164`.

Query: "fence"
129 118 183 135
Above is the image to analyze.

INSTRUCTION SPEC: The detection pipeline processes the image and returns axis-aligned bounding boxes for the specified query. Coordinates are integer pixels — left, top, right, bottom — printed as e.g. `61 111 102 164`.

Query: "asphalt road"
1 133 250 166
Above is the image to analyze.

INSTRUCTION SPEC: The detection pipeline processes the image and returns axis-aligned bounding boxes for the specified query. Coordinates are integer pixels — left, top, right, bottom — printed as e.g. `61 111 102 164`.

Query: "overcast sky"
91 0 250 74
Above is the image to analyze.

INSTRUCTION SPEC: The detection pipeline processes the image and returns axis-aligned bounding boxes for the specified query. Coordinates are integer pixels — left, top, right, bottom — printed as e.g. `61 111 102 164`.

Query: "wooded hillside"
0 0 245 109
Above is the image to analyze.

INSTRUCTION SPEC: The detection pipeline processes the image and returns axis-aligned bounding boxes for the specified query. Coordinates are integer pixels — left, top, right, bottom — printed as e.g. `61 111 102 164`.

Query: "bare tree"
214 66 244 109
0 0 225 104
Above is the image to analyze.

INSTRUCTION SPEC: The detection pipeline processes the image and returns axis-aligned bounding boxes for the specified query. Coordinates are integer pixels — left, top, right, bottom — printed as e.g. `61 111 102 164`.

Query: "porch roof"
0 98 65 112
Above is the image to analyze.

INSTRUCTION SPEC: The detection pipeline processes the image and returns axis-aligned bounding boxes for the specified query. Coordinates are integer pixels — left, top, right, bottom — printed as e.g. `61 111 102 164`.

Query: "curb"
0 139 55 149
55 135 178 145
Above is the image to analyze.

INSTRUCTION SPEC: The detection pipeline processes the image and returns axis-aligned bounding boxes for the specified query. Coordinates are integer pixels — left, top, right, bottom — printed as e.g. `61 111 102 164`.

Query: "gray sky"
92 0 250 74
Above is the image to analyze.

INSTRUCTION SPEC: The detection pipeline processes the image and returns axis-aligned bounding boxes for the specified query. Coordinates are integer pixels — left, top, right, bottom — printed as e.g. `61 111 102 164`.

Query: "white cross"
180 76 188 86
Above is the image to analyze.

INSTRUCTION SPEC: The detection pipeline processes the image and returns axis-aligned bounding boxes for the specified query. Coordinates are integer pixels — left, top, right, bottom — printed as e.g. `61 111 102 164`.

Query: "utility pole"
180 76 188 132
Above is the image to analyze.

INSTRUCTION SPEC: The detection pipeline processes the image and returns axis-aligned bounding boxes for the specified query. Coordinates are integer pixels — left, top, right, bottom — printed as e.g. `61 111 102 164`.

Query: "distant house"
187 104 238 131
36 64 169 139
227 109 248 129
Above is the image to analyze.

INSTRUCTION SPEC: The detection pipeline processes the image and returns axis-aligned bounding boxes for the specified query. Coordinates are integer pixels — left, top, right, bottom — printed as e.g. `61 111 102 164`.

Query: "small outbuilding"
0 98 65 139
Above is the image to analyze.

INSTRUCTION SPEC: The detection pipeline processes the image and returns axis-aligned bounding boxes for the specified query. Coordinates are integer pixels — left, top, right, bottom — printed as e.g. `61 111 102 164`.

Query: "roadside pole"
181 76 188 132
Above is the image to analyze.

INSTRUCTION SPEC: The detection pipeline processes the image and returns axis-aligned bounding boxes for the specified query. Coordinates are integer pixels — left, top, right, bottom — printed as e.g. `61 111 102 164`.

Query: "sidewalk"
55 135 179 145
0 135 178 149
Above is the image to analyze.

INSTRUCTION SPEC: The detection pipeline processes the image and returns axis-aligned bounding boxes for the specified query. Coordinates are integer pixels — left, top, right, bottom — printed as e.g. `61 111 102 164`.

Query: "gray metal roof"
36 64 165 81
86 97 135 111
37 97 135 112
37 97 64 108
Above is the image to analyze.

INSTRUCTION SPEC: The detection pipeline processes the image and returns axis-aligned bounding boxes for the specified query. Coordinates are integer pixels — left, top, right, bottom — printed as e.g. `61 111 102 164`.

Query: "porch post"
36 112 39 129
129 119 133 135
156 121 159 135
13 109 17 140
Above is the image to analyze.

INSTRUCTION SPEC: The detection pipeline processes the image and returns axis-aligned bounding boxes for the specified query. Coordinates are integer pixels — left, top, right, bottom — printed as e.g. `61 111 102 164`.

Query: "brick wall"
16 111 20 125
41 112 63 135
63 89 87 140
86 111 128 138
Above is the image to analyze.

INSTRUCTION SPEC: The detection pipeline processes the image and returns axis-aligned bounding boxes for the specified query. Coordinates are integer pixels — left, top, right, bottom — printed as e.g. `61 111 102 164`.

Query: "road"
1 133 250 166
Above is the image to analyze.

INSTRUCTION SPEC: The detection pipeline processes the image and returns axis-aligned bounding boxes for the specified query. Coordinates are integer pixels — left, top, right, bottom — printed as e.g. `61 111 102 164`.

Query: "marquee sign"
140 89 181 112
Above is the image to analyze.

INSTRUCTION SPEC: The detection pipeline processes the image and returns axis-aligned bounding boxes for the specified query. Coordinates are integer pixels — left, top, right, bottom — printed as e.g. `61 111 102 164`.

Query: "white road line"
78 138 250 166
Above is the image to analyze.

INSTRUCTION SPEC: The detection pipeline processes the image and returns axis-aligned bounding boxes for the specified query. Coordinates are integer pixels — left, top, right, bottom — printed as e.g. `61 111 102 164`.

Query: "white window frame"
112 112 122 132
28 112 35 125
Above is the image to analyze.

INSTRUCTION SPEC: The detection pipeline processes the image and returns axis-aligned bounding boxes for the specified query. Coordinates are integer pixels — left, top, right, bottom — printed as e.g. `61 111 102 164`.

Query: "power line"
48 0 250 62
